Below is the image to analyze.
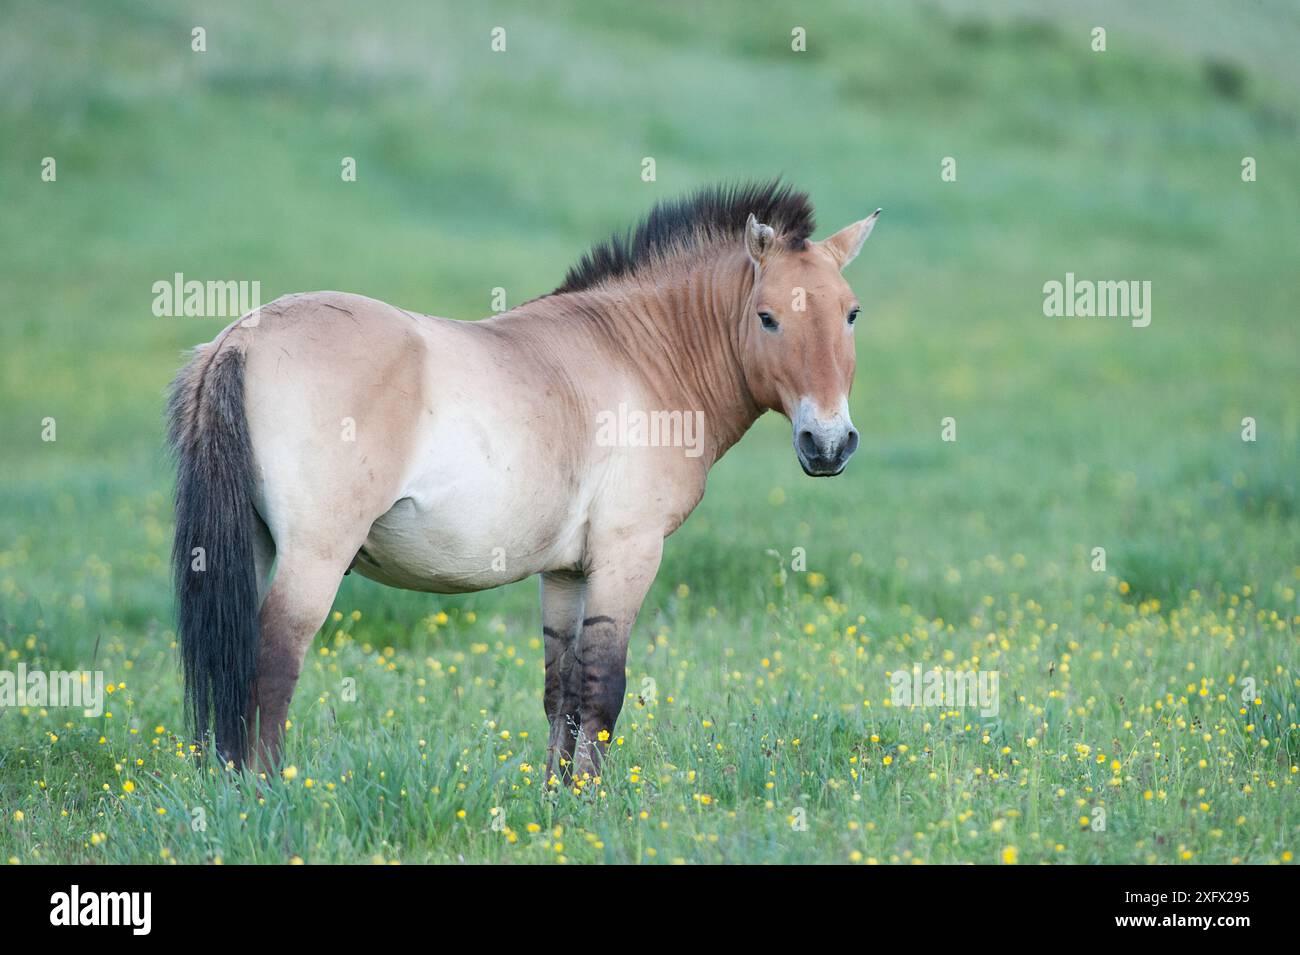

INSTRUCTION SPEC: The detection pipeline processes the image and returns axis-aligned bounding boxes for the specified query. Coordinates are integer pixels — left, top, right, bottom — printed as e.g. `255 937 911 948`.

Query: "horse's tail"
166 341 259 766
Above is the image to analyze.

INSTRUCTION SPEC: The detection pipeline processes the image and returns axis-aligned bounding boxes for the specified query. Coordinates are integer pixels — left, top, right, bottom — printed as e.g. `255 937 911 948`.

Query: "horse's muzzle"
793 403 859 477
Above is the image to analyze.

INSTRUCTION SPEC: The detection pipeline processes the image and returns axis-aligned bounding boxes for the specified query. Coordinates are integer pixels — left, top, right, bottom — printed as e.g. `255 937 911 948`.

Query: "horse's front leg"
540 571 586 784
570 538 663 783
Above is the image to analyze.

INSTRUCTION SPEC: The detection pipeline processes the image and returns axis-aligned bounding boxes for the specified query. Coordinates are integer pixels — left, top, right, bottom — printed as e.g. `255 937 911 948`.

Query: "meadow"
0 0 1296 864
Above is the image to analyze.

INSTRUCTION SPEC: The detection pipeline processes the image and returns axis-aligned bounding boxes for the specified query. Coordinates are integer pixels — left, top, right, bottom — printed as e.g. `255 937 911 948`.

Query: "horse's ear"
821 209 881 270
745 213 776 266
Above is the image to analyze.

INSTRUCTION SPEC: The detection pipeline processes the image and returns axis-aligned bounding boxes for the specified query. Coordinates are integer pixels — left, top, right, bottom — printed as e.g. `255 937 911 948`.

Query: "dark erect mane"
554 179 815 294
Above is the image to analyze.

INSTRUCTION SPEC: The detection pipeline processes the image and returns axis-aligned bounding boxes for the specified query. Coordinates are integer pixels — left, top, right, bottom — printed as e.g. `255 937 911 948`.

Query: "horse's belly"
324 320 591 594
351 489 583 595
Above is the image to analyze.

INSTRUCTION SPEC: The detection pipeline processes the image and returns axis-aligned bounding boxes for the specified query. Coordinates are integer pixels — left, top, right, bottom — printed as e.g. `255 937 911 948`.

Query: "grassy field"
1 0 1297 864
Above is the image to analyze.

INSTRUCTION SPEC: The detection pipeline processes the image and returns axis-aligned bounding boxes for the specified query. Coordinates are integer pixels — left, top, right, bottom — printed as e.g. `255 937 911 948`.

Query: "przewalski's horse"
168 180 880 778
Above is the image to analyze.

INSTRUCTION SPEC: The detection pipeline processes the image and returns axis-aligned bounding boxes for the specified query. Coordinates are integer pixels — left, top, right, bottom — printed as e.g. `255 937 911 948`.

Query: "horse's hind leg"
247 551 348 771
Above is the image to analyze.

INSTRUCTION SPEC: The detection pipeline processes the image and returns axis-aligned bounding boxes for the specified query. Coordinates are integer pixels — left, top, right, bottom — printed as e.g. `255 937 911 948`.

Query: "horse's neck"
562 254 762 467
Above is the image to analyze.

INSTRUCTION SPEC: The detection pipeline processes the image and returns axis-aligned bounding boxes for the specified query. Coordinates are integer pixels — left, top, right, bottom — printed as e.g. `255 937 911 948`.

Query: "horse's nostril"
843 429 860 457
797 429 819 459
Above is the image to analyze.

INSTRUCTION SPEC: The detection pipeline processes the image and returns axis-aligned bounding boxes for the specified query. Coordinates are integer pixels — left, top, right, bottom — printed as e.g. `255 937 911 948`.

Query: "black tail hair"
167 347 259 765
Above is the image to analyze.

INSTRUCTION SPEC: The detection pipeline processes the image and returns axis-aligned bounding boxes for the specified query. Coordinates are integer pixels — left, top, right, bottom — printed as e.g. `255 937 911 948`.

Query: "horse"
167 180 880 779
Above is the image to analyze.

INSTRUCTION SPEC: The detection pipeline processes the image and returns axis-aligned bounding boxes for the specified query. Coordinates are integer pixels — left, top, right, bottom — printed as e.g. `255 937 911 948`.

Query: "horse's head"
739 208 880 476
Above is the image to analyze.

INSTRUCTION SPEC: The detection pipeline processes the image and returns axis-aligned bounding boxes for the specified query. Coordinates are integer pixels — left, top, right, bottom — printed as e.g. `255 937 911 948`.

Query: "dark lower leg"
573 615 630 780
543 627 582 782
248 632 303 771
540 571 586 784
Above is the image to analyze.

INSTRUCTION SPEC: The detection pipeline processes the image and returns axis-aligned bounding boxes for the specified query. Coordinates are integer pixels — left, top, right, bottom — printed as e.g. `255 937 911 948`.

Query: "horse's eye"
758 311 779 331
847 307 860 326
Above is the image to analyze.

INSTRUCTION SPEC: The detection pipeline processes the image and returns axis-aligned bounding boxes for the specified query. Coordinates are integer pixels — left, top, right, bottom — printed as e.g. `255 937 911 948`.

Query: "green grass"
1 0 1297 864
